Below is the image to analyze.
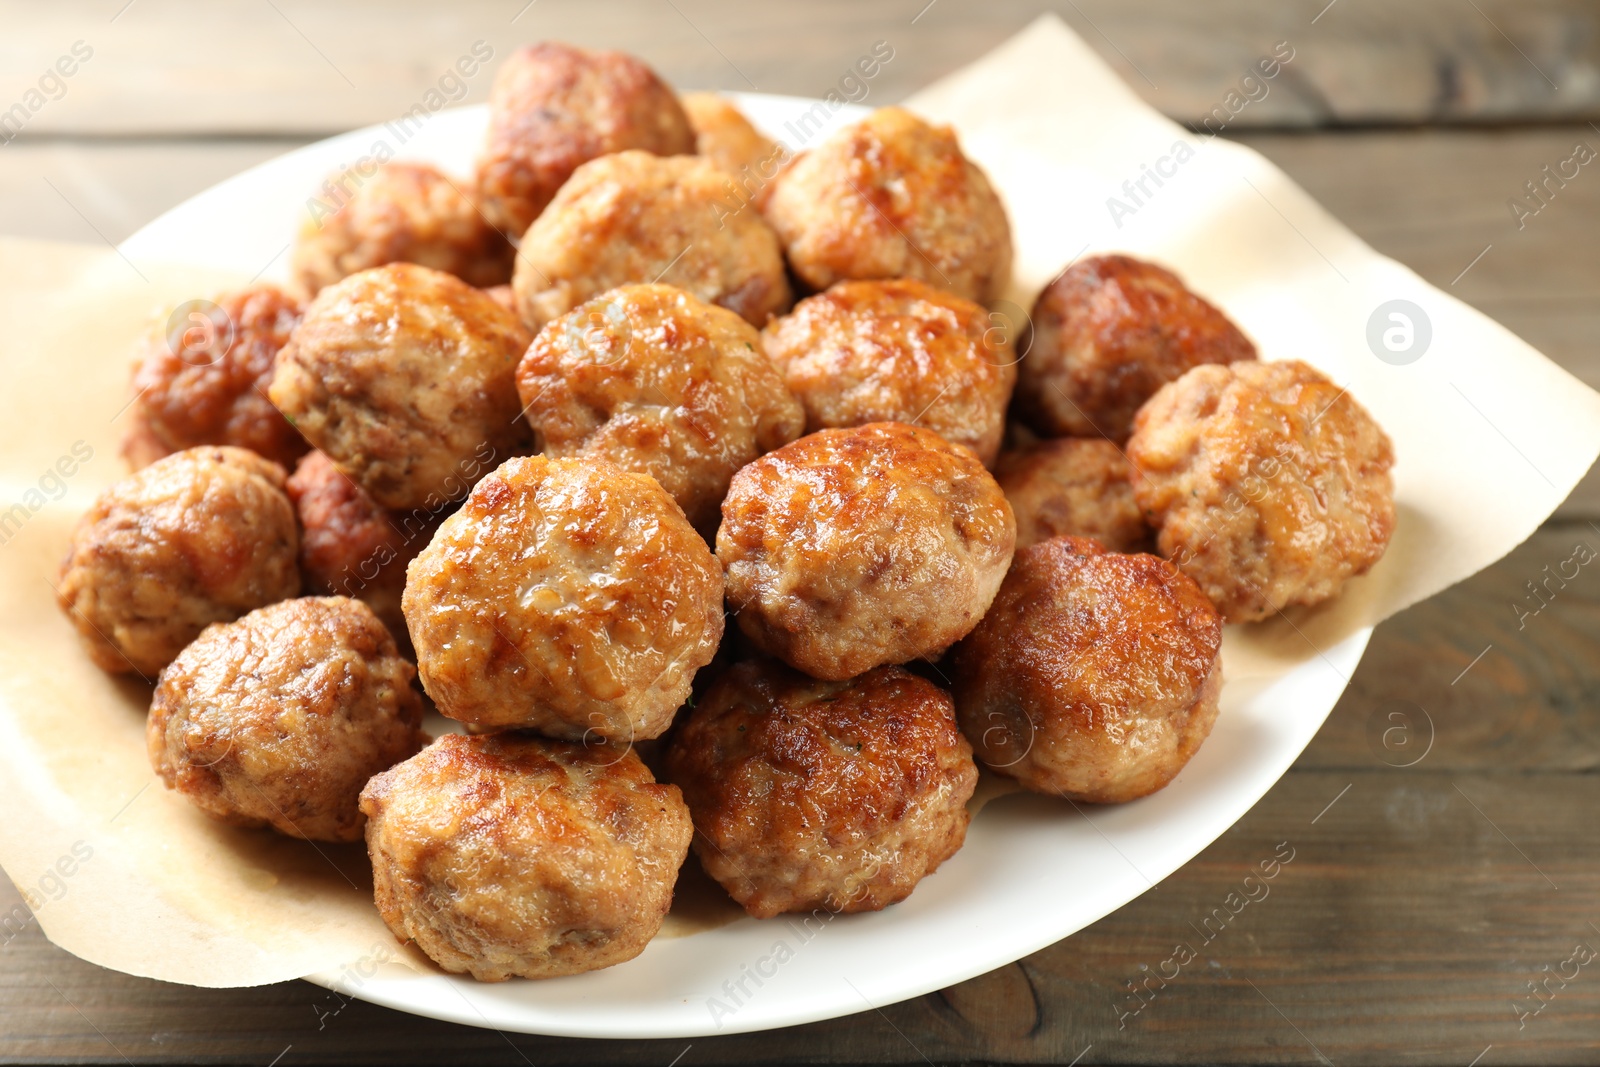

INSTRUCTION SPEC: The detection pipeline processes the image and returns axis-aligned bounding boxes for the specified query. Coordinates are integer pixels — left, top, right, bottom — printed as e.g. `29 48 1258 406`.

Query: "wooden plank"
8 768 1600 1063
1 0 1598 138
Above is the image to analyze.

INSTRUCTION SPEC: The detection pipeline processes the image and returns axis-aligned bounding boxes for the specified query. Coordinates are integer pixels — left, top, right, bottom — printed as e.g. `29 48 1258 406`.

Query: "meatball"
511 150 792 332
57 446 300 677
516 283 804 534
666 660 976 918
147 596 425 841
475 41 695 239
128 285 307 469
292 162 514 296
994 438 1152 553
287 451 434 641
119 400 171 471
361 732 691 981
268 263 532 512
403 456 724 740
681 91 784 180
1016 254 1257 442
482 283 516 314
952 537 1222 803
761 278 1016 466
763 107 1012 304
718 422 1015 680
1127 359 1396 622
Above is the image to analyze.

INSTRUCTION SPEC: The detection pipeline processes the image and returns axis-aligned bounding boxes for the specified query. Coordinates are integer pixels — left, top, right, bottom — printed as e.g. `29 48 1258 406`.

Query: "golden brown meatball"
292 162 514 297
511 151 792 332
763 107 1012 304
1127 360 1396 622
681 91 783 180
952 537 1222 803
718 422 1014 680
287 451 435 641
147 596 425 841
761 278 1015 466
361 732 691 981
475 41 695 239
403 456 724 740
666 660 976 918
57 447 300 677
119 400 171 471
482 283 516 314
516 283 803 534
268 263 532 512
994 438 1152 553
1016 254 1257 442
127 285 307 469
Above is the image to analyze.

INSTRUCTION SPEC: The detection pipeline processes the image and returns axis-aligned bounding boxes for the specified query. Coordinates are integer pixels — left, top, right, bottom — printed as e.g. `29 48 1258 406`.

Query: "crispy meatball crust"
147 596 425 841
717 422 1015 680
511 150 792 332
403 456 724 740
292 162 514 297
1016 254 1257 442
57 446 300 677
681 92 783 179
666 660 977 918
516 284 803 534
361 732 692 981
287 451 433 641
763 107 1012 304
268 263 532 512
761 278 1016 466
129 285 307 469
476 41 695 239
952 537 1222 803
995 438 1152 553
1127 359 1396 622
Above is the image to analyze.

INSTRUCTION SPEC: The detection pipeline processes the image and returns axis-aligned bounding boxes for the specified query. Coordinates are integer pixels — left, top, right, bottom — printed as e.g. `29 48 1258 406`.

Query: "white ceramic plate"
119 94 1373 1039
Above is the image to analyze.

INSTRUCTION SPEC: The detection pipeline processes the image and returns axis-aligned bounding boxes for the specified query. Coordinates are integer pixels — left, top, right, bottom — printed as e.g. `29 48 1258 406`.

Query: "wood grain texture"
1 0 1598 138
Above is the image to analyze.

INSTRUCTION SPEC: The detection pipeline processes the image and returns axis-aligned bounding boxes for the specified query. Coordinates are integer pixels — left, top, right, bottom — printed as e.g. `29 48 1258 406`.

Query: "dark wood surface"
4 2 1600 1063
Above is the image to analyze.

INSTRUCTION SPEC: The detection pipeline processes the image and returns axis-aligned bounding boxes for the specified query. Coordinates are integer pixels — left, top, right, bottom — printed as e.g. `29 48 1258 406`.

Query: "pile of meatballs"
56 42 1396 983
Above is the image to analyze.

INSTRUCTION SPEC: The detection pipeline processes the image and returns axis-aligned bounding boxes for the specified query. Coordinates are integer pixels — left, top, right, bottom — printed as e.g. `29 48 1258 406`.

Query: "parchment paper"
1 14 1598 988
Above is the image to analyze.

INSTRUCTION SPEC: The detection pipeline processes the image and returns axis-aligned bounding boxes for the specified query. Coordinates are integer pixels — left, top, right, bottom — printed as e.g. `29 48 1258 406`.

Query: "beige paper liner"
2 15 1598 987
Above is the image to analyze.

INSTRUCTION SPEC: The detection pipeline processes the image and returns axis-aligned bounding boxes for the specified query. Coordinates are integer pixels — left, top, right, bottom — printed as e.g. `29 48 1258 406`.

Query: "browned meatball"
1127 360 1396 622
268 263 532 512
475 42 695 239
287 451 434 641
517 283 803 534
482 283 516 314
147 596 425 841
128 285 307 469
761 279 1016 466
403 456 724 740
292 162 514 296
681 92 783 180
361 732 691 981
511 151 792 332
666 660 976 918
1016 254 1257 442
763 107 1012 304
57 447 300 677
119 399 171 471
994 438 1152 553
952 537 1222 803
718 422 1015 680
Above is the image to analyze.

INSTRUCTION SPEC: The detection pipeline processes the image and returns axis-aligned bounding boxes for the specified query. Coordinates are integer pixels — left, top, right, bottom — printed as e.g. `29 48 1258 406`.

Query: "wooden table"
4 2 1600 1062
